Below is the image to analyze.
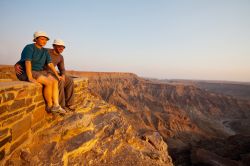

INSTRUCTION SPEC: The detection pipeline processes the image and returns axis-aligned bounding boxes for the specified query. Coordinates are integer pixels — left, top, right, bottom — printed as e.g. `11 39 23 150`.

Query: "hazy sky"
1 0 250 82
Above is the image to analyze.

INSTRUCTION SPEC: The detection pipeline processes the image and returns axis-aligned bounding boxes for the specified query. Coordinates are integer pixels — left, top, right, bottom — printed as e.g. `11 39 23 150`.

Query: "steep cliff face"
3 78 173 166
68 71 250 165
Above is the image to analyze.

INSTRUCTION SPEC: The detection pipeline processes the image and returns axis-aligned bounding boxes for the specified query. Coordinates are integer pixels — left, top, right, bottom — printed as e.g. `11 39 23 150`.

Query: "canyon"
1 65 250 165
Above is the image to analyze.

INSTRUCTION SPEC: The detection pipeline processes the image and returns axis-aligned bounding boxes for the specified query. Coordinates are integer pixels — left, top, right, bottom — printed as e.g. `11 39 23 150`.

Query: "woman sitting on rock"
16 31 66 114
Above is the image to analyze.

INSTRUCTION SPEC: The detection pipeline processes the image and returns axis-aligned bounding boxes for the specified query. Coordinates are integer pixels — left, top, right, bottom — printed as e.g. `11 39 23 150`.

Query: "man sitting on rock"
15 39 75 112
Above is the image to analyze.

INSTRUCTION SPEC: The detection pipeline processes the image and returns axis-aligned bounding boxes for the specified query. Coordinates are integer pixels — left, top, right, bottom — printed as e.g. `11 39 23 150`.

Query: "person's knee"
52 78 58 84
68 78 73 84
67 76 73 82
58 79 65 88
66 76 74 86
42 78 52 86
37 76 52 87
49 77 58 85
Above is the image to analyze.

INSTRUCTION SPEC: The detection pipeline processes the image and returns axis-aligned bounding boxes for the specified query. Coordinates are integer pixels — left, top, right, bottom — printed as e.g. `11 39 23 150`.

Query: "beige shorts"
32 70 50 79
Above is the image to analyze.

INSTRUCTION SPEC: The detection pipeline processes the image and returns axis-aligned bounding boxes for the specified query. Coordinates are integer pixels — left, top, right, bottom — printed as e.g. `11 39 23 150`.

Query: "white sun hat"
53 39 65 47
33 31 50 42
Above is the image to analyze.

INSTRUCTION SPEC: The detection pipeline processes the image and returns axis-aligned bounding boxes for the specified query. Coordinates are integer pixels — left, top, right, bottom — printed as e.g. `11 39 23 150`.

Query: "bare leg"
48 75 59 106
36 76 53 107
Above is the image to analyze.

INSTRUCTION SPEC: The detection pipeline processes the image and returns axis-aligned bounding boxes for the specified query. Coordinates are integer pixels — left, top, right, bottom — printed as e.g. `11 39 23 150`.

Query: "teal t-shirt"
19 44 51 71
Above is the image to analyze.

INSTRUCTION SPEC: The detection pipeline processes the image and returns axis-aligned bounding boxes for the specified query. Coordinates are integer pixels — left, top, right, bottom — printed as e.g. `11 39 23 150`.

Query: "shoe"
51 105 66 115
66 105 76 112
46 106 53 113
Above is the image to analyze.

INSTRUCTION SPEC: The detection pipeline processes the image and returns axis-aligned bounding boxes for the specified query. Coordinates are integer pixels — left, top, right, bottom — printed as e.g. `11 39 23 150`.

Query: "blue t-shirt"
19 44 51 71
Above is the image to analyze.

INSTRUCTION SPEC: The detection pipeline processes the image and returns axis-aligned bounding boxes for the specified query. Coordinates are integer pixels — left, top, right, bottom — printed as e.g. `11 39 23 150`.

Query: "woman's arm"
14 63 23 75
47 63 62 80
25 61 38 83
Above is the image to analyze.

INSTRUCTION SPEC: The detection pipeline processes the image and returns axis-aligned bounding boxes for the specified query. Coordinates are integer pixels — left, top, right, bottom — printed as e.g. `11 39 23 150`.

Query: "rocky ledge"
1 78 173 166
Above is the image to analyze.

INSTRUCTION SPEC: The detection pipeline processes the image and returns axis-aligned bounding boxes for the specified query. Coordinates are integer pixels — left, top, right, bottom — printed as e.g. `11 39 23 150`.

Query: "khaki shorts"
32 70 50 79
47 71 60 80
17 70 50 81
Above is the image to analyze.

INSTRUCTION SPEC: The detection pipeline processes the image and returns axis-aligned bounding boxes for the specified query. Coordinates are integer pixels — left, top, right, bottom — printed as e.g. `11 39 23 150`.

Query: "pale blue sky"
0 0 250 82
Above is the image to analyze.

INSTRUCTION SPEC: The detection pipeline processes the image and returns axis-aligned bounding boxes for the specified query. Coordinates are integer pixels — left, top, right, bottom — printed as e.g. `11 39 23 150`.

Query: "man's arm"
57 56 66 81
60 73 65 82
